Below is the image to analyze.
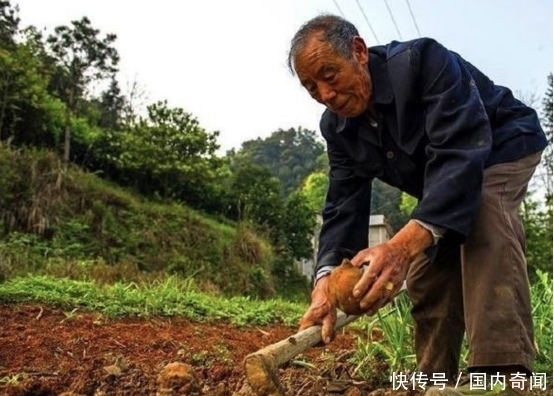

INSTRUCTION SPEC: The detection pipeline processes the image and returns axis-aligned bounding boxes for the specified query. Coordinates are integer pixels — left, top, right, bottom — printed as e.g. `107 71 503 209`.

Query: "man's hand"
349 242 410 315
298 276 337 344
349 220 434 315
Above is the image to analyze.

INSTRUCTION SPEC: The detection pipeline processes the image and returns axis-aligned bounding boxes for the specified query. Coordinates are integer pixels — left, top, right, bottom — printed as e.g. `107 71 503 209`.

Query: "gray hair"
287 14 360 75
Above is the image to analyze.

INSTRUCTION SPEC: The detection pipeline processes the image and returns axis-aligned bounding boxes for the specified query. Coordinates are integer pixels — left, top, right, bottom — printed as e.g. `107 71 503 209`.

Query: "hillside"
0 144 308 300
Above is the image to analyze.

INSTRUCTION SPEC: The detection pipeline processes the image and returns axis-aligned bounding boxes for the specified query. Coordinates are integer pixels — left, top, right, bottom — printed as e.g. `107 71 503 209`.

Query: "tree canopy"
232 127 326 195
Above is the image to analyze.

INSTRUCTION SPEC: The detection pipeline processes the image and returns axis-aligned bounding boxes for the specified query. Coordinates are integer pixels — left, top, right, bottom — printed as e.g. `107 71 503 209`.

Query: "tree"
399 192 417 217
96 77 125 131
0 0 20 136
234 127 325 195
120 77 149 126
281 191 317 260
370 180 407 232
46 17 119 163
300 171 328 213
0 0 19 50
106 101 221 202
0 22 63 147
223 158 315 264
226 161 283 227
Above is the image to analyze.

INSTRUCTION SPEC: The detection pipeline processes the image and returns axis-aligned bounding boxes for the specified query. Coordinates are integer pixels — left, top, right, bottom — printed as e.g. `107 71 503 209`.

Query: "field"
0 303 408 396
0 274 551 396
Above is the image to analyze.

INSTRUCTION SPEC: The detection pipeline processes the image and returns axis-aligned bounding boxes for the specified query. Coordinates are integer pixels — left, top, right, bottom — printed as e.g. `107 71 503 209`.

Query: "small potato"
327 259 366 315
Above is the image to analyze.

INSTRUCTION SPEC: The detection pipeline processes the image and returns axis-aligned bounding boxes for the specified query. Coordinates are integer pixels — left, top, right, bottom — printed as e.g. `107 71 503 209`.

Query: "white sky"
14 0 554 152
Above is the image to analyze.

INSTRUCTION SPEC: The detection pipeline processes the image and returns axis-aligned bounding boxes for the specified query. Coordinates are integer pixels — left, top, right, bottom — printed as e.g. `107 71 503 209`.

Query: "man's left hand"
349 242 410 315
348 219 435 314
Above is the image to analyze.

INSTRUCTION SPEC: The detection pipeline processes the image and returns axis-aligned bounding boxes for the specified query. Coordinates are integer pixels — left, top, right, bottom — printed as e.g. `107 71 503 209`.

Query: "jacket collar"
369 50 394 106
335 49 393 133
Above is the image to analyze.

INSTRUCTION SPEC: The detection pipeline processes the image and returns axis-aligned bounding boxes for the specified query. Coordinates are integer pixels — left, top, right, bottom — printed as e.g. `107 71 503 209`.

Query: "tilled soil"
0 304 549 396
0 303 412 396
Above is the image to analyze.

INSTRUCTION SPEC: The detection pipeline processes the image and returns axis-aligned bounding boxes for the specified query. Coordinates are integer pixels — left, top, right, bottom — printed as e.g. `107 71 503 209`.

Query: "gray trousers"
406 151 542 380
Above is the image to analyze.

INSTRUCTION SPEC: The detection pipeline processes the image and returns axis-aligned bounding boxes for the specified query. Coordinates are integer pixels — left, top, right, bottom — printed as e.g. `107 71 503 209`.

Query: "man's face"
294 34 372 118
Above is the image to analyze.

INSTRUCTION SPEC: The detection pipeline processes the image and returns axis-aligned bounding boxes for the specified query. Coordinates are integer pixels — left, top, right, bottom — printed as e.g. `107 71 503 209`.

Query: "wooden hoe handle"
244 312 359 396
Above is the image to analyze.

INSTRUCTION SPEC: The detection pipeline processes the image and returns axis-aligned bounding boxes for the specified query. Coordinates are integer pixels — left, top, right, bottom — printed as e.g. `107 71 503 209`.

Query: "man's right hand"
298 276 337 344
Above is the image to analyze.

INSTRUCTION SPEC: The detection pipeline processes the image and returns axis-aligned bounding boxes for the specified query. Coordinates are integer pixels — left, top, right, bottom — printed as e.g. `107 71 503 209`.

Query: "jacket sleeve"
408 39 492 241
315 116 372 279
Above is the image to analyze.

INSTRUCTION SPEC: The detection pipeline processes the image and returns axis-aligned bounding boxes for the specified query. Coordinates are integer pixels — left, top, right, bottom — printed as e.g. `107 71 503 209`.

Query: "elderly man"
288 14 547 395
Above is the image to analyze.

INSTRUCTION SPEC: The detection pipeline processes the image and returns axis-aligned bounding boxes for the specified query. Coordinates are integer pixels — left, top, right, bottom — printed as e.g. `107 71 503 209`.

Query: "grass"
531 270 553 374
0 144 283 299
0 269 550 384
349 292 415 382
0 274 305 327
349 271 553 382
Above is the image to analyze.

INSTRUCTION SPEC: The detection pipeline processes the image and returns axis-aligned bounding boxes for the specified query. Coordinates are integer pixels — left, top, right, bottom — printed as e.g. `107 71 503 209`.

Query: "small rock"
58 393 86 396
103 356 127 377
212 382 229 396
327 379 352 392
232 381 257 396
157 362 201 395
103 364 122 377
344 387 362 396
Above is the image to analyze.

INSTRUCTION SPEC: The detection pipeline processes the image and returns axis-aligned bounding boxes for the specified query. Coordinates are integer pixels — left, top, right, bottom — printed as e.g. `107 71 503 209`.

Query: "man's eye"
323 73 336 82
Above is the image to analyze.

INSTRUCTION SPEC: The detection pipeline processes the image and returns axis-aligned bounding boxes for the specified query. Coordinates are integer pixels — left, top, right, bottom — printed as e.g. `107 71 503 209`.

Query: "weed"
349 276 553 382
212 343 233 365
291 359 316 370
531 270 553 373
61 307 79 323
0 373 26 385
350 292 415 382
0 275 305 326
190 350 210 366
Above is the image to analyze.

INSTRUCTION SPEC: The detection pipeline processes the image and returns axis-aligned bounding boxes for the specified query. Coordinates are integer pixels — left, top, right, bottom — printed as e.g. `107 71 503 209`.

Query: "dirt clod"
0 303 362 396
157 362 201 395
344 387 363 396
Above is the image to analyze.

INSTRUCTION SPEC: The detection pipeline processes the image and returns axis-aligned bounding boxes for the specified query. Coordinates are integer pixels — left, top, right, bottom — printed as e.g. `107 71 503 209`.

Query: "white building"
296 214 394 280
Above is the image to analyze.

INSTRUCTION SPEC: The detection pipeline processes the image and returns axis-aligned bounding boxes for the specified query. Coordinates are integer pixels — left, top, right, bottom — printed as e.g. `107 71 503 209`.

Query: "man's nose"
317 82 337 103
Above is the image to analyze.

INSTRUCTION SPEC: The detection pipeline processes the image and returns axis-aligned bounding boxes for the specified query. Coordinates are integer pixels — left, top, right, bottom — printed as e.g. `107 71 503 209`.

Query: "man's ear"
352 36 369 64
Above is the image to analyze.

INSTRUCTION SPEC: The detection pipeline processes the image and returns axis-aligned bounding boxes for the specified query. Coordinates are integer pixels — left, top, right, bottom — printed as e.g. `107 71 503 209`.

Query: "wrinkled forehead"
293 34 341 74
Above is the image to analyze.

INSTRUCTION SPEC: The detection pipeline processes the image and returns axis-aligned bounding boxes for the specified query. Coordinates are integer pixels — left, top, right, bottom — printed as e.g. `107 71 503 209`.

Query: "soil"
0 303 417 396
0 304 549 396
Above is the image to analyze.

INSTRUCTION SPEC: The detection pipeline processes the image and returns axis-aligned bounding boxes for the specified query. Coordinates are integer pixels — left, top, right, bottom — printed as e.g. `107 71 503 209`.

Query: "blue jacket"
316 38 547 276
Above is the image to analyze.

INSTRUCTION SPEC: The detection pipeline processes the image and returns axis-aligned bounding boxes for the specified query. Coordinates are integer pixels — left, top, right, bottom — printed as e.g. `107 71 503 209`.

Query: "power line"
383 0 403 40
332 0 346 18
404 0 422 36
355 0 380 44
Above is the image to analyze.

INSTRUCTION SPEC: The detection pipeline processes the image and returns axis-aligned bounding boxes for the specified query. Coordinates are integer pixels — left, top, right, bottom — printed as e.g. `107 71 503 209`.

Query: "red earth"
0 304 549 396
0 303 419 396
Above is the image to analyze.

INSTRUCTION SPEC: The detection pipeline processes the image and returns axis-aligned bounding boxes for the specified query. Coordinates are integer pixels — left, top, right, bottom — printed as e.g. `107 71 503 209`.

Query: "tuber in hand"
327 258 366 315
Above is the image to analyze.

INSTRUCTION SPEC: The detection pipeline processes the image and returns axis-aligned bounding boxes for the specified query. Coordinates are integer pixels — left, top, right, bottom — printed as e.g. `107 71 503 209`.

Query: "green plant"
0 143 279 298
0 275 306 326
350 277 553 383
191 350 210 366
60 307 79 323
350 292 416 382
531 270 553 373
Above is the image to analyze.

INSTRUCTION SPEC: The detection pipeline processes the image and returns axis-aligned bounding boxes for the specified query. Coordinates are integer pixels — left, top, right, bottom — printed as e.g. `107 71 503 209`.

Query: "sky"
13 0 553 152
